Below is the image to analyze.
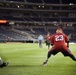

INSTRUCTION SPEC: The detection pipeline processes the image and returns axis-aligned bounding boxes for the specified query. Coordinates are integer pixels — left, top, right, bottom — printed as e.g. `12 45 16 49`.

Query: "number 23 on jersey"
55 35 64 41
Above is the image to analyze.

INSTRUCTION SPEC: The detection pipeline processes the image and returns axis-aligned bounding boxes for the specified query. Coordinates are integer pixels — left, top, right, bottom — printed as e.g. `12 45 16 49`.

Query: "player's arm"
67 41 69 48
64 34 69 48
50 35 54 46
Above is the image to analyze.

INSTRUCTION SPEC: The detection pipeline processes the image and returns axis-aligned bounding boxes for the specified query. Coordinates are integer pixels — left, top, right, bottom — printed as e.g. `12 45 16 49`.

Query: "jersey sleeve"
64 34 69 43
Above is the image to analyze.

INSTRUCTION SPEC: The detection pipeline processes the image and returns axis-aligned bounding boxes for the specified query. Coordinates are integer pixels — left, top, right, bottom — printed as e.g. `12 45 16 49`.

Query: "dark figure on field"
45 32 51 49
7 37 11 42
42 28 76 66
0 57 9 68
38 35 44 48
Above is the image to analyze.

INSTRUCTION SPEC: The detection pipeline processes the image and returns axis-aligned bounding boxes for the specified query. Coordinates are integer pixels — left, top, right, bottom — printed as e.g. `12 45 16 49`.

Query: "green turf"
0 43 76 75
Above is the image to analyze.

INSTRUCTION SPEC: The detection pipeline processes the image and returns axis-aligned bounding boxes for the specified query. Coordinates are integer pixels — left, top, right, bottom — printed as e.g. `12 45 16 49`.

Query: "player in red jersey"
42 28 76 66
45 32 51 49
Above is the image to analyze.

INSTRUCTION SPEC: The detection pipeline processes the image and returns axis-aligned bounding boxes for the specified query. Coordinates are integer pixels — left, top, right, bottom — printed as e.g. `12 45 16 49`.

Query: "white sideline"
70 42 76 44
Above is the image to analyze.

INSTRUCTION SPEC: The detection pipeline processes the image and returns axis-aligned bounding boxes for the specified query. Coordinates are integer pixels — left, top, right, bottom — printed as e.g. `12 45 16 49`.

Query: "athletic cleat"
0 62 9 68
42 62 47 66
42 60 48 66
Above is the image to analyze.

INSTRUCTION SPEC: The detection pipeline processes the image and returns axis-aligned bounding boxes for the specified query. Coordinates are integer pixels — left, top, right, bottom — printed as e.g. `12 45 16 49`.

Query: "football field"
0 43 76 75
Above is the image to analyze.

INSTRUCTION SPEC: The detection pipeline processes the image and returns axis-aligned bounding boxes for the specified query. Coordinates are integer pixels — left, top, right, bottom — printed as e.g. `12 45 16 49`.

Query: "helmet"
56 28 63 33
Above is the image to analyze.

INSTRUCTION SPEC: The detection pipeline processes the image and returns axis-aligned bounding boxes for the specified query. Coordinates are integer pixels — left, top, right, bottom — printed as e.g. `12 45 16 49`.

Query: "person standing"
38 35 44 48
45 32 51 49
42 28 76 66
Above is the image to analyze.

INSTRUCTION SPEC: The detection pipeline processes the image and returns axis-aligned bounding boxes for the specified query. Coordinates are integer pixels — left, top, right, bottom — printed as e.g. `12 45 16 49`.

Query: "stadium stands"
0 0 76 42
6 0 25 2
26 0 43 3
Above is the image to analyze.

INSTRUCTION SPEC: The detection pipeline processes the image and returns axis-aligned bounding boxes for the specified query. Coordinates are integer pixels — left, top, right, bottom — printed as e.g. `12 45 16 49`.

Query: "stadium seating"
0 0 76 42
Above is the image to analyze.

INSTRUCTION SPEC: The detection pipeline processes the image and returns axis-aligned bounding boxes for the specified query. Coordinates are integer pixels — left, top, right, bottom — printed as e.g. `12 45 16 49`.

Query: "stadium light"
69 3 74 5
17 5 20 8
39 5 41 8
42 6 44 8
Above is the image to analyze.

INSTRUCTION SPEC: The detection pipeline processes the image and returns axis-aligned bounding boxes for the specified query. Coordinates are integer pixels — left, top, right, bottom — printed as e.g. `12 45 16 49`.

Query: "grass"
0 43 76 75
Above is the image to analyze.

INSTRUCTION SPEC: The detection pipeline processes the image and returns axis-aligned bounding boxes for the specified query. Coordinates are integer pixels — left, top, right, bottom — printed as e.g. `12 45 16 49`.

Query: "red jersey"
50 33 69 51
45 36 51 40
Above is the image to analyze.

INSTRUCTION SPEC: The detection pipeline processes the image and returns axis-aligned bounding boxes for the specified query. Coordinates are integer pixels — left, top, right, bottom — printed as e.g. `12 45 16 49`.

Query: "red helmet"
56 28 63 33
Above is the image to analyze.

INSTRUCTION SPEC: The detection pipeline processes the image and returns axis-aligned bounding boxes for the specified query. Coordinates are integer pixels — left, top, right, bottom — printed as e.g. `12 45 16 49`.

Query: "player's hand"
67 46 69 48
